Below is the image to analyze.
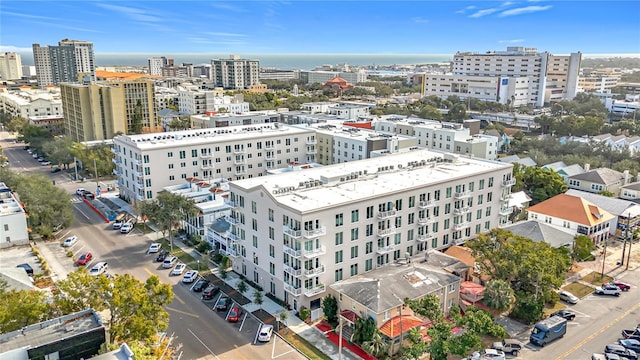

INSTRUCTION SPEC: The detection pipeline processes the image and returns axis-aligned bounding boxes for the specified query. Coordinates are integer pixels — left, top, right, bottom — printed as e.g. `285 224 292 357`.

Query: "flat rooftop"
115 123 314 150
231 149 512 212
0 309 104 353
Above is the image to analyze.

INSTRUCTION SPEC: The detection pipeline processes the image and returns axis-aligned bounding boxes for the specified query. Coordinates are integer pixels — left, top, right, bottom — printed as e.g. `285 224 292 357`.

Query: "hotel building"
223 149 514 310
0 52 23 80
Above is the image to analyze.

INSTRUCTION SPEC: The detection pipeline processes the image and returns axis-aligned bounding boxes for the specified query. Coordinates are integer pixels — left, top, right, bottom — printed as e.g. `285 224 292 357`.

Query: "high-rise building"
60 78 157 142
211 55 260 89
0 52 23 80
32 39 96 87
148 57 171 75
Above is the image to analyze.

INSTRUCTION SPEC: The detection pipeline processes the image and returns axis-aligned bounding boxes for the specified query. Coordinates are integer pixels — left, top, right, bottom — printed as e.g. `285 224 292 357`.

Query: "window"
351 228 359 241
477 194 483 205
168 164 174 169
366 224 373 236
270 262 275 276
488 177 494 187
365 259 373 271
408 196 415 208
167 152 173 158
268 209 274 222
350 264 358 276
479 179 485 190
366 206 374 219
269 245 275 257
335 213 344 226
366 241 373 254
179 150 186 159
350 245 358 258
351 209 359 222
253 236 258 248
335 250 343 264
335 269 343 281
335 232 343 245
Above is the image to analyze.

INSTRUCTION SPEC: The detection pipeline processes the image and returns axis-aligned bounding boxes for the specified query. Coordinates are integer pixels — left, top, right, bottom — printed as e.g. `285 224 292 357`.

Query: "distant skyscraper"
148 56 171 75
211 54 260 90
0 52 23 80
32 39 95 87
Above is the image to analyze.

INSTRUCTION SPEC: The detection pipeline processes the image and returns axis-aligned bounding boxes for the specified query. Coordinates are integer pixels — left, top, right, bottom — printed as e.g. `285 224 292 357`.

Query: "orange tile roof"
95 70 158 81
527 194 615 226
326 76 347 83
443 246 475 267
379 315 425 338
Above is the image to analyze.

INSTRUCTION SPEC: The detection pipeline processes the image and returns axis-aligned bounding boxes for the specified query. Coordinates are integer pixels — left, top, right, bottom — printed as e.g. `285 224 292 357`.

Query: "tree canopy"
512 163 567 204
139 191 197 249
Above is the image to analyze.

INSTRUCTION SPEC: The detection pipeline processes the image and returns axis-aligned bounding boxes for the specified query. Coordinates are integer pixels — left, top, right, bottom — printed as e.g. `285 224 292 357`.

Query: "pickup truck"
622 327 640 339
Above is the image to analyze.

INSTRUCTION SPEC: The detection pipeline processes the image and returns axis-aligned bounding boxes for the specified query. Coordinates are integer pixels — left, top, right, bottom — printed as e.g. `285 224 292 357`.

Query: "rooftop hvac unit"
340 177 345 182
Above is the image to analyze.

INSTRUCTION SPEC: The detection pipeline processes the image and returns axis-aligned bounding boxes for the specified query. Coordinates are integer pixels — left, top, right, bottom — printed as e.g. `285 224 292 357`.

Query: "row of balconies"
284 282 326 297
283 225 327 239
284 264 326 278
283 244 327 259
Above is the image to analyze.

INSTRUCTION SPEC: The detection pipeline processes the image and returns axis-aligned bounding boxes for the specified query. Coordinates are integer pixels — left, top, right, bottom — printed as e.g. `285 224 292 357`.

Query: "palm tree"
364 330 389 357
483 279 515 311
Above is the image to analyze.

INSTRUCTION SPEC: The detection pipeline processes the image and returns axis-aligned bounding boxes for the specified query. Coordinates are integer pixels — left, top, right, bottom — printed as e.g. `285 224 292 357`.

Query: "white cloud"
203 32 247 38
0 45 32 52
498 5 552 17
456 5 476 14
210 3 245 12
469 8 500 18
412 16 429 24
95 3 161 23
499 39 525 44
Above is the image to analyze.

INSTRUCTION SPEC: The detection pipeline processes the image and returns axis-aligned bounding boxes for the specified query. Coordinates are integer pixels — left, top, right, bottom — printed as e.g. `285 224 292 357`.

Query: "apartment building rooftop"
0 183 23 216
231 149 511 212
312 123 415 141
114 123 312 150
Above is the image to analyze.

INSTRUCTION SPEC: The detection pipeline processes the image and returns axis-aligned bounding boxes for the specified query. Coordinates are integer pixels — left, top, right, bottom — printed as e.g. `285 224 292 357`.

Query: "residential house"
542 161 585 183
567 167 628 196
498 154 537 167
621 182 640 203
502 220 575 248
527 193 615 244
566 189 640 232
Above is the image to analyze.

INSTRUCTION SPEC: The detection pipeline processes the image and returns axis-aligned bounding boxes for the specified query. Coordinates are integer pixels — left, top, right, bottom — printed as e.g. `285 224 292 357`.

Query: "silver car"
559 290 579 304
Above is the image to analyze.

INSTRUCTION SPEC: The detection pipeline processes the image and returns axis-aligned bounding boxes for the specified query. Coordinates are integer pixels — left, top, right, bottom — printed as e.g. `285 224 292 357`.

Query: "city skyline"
1 1 639 55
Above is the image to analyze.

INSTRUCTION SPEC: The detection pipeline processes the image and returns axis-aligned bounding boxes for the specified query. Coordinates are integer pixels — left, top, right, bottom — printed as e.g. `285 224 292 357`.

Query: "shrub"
196 241 212 254
211 253 222 263
299 306 310 322
66 250 74 257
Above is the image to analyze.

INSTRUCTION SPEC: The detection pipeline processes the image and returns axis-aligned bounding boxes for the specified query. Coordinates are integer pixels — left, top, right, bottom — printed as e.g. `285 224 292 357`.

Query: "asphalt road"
0 134 302 360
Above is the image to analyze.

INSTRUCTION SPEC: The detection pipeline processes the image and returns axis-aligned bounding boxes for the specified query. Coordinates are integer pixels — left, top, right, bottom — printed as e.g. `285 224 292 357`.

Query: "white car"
182 270 199 283
258 324 274 342
89 262 108 276
41 161 51 166
468 349 506 360
120 223 134 234
595 285 621 296
62 235 79 247
171 263 186 276
75 188 85 196
148 243 161 254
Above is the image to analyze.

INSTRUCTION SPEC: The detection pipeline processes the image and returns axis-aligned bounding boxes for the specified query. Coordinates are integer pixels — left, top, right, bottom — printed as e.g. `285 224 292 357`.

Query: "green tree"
573 235 596 261
322 294 338 326
167 115 191 131
512 163 567 204
406 294 443 322
418 105 443 121
278 310 289 331
253 289 264 310
483 279 516 311
139 191 197 250
363 330 389 358
70 142 115 179
447 103 467 122
131 99 144 134
237 281 248 295
0 288 50 333
510 292 545 324
42 136 74 168
352 317 377 345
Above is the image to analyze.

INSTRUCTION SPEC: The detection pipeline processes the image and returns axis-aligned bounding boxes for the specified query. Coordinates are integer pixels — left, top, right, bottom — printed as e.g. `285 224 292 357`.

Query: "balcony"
133 159 141 166
304 284 326 297
284 283 302 296
265 143 275 150
224 215 239 225
303 226 326 238
112 169 121 176
454 222 471 231
377 210 397 219
235 169 247 175
135 171 143 178
376 245 396 254
502 178 516 187
284 264 302 277
378 228 397 237
306 138 317 145
220 247 238 257
499 207 512 216
416 234 434 243
226 200 236 208
454 207 471 215
201 163 213 170
233 148 245 154
134 181 144 189
454 190 472 199
304 265 326 277
418 200 436 208
110 147 120 154
200 153 212 158
265 154 275 160
234 158 246 165
418 217 435 225
283 225 302 238
303 246 326 258
283 244 302 258
225 231 237 241
306 147 316 155
112 158 121 165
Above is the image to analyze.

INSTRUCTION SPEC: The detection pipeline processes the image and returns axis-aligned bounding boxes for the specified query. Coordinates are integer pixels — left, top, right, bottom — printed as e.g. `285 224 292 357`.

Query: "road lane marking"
556 300 640 359
144 267 155 277
73 204 91 220
187 328 221 360
166 306 199 318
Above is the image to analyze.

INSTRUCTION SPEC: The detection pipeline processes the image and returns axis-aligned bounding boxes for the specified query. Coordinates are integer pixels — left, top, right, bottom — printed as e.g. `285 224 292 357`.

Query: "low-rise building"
190 110 281 129
567 167 628 196
0 183 29 249
0 86 62 119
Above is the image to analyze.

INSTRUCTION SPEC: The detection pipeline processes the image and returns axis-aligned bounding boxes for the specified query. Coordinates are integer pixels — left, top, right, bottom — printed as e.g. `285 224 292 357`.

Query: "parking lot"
1 245 42 275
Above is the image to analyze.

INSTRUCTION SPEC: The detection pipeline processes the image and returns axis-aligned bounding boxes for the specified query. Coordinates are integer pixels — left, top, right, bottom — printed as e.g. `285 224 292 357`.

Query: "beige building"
578 69 621 93
60 79 157 142
111 123 317 201
0 52 23 80
223 149 514 311
211 55 260 90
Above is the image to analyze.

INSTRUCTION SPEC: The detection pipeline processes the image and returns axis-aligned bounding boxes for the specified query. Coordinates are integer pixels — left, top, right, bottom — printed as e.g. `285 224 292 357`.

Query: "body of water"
20 52 453 70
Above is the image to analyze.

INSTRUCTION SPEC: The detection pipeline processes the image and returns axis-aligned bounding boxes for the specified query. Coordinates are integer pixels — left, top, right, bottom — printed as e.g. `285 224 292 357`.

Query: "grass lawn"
543 301 567 318
562 282 594 298
134 222 155 234
581 271 613 285
278 328 331 360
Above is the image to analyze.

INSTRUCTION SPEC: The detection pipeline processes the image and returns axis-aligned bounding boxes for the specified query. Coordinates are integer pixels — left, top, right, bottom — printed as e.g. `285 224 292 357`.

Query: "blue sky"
1 1 639 55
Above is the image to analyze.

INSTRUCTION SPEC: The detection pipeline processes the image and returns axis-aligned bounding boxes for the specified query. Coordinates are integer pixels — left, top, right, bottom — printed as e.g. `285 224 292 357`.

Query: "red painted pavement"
315 322 377 360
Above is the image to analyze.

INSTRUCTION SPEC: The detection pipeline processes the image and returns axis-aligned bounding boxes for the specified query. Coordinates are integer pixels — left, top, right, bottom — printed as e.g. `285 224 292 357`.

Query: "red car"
227 306 243 323
606 280 631 291
76 252 93 266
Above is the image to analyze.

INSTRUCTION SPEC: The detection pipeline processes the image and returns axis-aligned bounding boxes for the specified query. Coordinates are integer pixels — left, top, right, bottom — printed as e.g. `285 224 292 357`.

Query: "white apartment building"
425 47 581 107
155 86 179 110
32 39 96 87
259 69 300 81
302 70 367 85
0 52 23 80
112 123 317 201
223 150 514 310
313 124 417 165
211 55 260 90
0 87 62 119
190 110 281 129
177 86 248 115
373 116 499 160
0 183 29 249
148 57 171 76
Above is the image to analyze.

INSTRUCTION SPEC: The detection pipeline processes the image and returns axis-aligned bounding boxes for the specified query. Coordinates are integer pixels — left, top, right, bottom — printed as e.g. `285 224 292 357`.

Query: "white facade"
0 87 63 119
303 70 367 85
177 87 249 115
32 39 96 87
0 52 23 80
224 150 514 309
148 57 170 76
0 183 29 249
190 110 281 129
112 124 317 201
211 55 260 90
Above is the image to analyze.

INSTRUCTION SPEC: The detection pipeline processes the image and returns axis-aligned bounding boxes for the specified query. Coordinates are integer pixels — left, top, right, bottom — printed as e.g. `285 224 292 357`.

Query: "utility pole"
338 312 343 360
74 156 78 181
601 237 608 280
621 213 630 266
627 216 634 271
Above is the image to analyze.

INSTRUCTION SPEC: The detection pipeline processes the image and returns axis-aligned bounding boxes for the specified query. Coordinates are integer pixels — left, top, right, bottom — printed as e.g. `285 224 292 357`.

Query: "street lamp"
197 260 200 271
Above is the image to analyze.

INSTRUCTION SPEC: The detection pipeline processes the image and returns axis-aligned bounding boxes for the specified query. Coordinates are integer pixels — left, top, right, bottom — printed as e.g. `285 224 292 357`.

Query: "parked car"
76 252 93 266
62 235 79 247
120 222 134 234
258 324 274 342
155 250 169 262
83 191 95 200
551 309 576 321
227 306 243 322
162 255 178 269
467 349 506 360
51 167 61 173
595 285 621 296
605 344 638 359
592 354 622 360
41 161 51 166
607 281 631 291
171 263 186 276
492 339 523 356
622 327 640 339
193 279 209 292
202 284 220 300
182 270 199 283
75 188 86 196
619 339 640 353
559 290 579 304
215 295 232 311
89 262 108 276
148 242 161 254
16 263 34 276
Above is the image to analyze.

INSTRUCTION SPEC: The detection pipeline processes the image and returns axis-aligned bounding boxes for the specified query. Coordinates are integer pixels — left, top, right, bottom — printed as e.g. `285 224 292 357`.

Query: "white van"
89 262 108 276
